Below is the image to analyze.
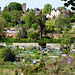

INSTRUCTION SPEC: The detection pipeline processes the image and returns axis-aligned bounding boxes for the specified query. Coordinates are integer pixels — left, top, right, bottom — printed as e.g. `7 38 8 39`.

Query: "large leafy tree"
9 10 22 25
8 2 22 11
0 17 6 38
45 19 55 33
1 11 11 22
22 9 35 28
35 14 46 39
42 3 52 14
61 30 74 53
55 14 71 33
61 0 75 10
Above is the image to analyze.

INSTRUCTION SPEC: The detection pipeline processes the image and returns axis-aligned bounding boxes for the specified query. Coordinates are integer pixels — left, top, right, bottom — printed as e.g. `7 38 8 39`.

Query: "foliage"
57 6 66 10
0 17 6 38
30 32 40 40
35 14 46 39
22 9 35 28
70 13 75 22
3 6 9 12
17 26 27 39
8 2 22 11
55 14 71 33
27 29 35 38
45 19 55 33
42 3 52 14
72 27 75 34
1 11 11 22
2 48 16 62
15 70 18 75
38 40 46 48
61 30 74 53
23 65 37 75
32 23 38 30
9 10 22 25
38 62 45 72
61 0 75 10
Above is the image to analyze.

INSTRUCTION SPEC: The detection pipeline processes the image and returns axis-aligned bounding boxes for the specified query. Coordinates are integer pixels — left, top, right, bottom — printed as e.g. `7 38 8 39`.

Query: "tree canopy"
9 10 22 25
57 6 66 10
42 3 52 14
1 11 11 22
0 17 6 37
22 9 35 28
70 13 75 22
35 14 46 39
45 19 55 33
8 2 22 11
55 14 71 33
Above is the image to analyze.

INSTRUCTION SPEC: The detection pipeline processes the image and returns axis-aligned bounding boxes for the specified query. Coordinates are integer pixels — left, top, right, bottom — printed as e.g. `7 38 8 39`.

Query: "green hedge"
0 37 61 43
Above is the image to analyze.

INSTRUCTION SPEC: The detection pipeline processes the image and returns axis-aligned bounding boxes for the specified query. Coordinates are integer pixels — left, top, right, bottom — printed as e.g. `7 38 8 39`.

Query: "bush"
38 40 46 48
30 32 40 40
27 29 35 38
15 70 18 75
2 48 16 62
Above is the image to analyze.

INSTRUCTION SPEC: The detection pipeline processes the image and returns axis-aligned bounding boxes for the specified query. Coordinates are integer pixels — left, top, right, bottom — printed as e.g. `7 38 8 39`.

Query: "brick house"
48 33 75 39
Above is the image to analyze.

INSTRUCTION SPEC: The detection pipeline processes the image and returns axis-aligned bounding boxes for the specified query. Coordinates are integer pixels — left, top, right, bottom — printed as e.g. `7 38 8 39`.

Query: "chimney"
49 9 50 15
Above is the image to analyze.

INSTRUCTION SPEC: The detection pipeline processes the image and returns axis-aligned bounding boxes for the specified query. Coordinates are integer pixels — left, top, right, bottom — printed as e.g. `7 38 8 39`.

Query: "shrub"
2 48 16 62
38 40 46 48
30 32 40 40
15 70 18 75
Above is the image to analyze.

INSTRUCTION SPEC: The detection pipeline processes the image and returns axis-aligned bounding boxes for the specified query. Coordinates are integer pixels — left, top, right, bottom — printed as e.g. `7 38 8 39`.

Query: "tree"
61 30 74 54
17 26 27 39
35 14 46 39
2 48 16 62
45 19 55 33
27 29 35 38
1 11 11 22
9 10 22 25
70 13 75 22
57 6 66 10
32 23 38 30
42 3 52 14
72 27 75 34
8 2 22 11
55 14 71 33
22 9 35 28
0 17 6 38
61 0 75 10
3 6 9 12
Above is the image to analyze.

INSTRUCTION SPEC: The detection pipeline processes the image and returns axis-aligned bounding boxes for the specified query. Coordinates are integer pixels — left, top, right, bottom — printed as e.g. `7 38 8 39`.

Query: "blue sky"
0 0 70 10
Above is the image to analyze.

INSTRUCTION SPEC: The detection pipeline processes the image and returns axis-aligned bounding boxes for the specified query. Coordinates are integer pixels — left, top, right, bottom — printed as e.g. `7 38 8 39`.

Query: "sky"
0 0 71 11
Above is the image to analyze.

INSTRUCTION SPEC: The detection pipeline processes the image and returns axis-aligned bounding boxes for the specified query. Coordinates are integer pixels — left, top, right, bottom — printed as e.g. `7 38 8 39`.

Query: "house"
46 8 72 19
48 33 75 39
5 31 17 38
5 27 17 38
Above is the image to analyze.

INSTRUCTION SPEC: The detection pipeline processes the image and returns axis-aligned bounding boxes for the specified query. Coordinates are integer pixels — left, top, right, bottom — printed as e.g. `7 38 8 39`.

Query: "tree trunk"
40 26 42 39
